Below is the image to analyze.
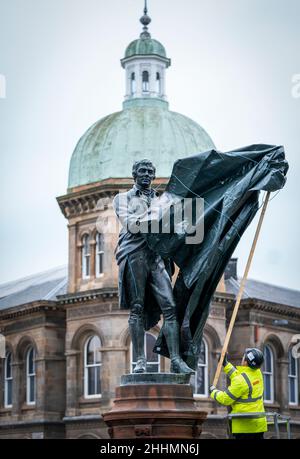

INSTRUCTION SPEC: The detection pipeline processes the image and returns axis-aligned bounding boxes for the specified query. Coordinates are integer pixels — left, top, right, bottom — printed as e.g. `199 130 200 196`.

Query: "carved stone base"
103 373 207 439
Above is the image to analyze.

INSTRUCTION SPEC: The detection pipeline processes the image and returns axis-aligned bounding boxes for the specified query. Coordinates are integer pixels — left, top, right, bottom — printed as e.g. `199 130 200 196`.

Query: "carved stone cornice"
57 178 168 219
229 297 300 319
59 288 234 307
57 288 119 305
57 190 114 219
212 292 235 304
0 301 65 322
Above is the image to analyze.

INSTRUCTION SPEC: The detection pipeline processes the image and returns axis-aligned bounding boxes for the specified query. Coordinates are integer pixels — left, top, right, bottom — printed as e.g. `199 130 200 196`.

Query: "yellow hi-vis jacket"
210 362 267 434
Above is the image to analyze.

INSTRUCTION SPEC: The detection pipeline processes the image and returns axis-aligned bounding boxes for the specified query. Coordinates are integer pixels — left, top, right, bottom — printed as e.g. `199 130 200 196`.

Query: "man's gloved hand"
218 352 229 367
209 385 217 393
223 352 229 367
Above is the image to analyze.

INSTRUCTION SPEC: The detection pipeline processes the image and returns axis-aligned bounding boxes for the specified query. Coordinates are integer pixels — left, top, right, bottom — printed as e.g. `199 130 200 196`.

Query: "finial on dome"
140 0 151 39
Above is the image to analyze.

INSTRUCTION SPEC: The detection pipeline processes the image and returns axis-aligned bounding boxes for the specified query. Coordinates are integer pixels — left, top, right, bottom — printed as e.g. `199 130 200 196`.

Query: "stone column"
150 64 156 97
102 348 127 401
35 356 46 413
76 240 83 291
161 66 166 98
90 240 96 278
125 66 130 98
11 360 22 416
136 64 143 97
65 350 80 417
277 357 289 413
68 224 77 293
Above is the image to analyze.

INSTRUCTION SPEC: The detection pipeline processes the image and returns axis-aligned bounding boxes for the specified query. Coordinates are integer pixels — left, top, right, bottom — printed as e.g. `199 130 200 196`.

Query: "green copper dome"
125 37 167 59
68 99 215 190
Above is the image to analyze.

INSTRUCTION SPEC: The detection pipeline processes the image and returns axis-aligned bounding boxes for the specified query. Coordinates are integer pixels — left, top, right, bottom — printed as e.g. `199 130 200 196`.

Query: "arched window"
82 234 91 279
130 72 136 95
4 351 13 408
192 338 208 396
84 336 102 398
142 71 149 92
96 232 104 277
26 347 36 405
131 332 160 373
263 345 274 403
288 348 299 405
156 72 161 94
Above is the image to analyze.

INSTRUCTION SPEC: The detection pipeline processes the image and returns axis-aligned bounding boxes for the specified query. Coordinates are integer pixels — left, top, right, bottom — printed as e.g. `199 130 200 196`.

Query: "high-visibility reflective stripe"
241 372 253 398
225 389 239 401
228 366 237 377
213 391 220 401
236 372 264 403
235 396 263 403
229 413 267 419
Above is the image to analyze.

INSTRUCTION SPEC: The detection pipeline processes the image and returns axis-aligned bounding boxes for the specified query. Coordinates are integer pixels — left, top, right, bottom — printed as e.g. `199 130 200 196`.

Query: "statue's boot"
164 320 195 374
134 358 146 373
129 318 146 373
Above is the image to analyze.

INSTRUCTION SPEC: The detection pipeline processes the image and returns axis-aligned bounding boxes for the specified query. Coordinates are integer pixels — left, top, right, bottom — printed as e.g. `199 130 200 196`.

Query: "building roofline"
0 300 65 321
233 297 300 319
120 54 171 68
0 265 67 291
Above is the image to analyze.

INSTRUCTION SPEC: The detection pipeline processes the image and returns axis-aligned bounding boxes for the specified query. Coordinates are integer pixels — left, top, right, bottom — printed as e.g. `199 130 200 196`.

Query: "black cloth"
141 144 288 368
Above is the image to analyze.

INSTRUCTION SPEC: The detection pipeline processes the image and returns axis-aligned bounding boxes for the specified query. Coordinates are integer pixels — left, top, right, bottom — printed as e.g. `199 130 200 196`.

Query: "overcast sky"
0 0 299 290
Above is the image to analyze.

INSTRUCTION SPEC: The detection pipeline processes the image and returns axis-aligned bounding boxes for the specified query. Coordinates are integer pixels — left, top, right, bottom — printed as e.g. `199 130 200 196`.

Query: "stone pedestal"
103 374 207 439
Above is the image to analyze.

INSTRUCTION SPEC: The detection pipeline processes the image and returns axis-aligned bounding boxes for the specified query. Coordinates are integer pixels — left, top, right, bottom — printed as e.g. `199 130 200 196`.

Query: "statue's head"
132 159 156 188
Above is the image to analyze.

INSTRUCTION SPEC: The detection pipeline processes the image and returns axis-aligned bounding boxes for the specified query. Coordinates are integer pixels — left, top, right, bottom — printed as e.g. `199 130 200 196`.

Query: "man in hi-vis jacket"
210 348 267 439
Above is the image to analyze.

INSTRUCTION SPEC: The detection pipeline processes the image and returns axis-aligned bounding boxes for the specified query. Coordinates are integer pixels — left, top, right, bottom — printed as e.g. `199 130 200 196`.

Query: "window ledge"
21 404 36 411
289 405 300 410
264 402 280 409
0 408 13 414
79 396 102 405
194 395 210 401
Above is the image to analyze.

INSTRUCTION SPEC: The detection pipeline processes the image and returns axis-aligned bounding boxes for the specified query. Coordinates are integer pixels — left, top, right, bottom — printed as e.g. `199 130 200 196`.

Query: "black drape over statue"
113 145 288 372
143 144 288 369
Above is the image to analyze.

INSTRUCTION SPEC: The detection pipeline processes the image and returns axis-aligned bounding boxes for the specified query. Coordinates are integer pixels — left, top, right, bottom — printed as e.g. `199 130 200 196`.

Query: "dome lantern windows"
130 72 136 95
142 71 149 93
156 72 161 95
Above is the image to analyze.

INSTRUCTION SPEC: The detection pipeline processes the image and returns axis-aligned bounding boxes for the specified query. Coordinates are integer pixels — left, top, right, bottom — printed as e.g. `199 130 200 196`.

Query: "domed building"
0 3 300 441
68 8 214 191
59 4 216 299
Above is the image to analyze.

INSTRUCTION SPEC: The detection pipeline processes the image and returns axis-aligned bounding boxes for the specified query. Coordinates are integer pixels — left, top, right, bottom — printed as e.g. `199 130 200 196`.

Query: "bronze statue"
113 159 194 374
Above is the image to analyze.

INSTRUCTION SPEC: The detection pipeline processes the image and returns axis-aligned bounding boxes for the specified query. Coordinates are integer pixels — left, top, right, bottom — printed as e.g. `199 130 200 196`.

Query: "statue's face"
135 164 155 188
